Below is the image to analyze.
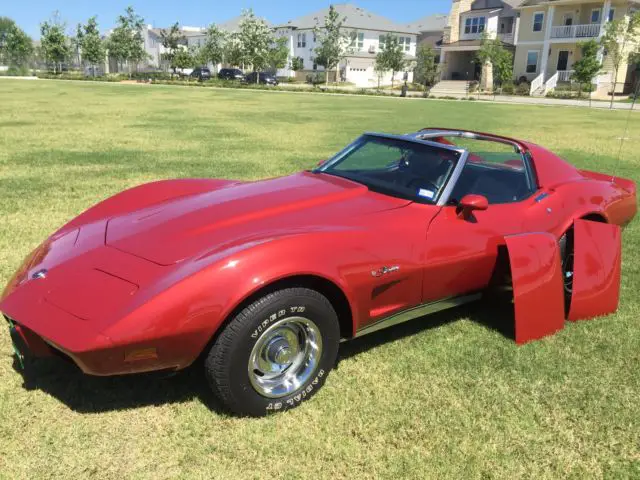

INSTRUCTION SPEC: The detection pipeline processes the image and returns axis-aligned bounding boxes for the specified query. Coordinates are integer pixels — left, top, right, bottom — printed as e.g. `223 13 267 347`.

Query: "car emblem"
32 269 48 280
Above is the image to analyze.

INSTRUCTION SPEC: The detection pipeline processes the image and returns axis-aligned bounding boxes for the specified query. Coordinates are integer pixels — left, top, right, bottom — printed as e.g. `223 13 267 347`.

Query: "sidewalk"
1 75 637 111
465 93 637 111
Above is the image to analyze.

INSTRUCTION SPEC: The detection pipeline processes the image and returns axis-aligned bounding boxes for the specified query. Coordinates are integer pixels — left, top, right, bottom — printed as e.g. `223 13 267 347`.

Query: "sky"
4 0 451 38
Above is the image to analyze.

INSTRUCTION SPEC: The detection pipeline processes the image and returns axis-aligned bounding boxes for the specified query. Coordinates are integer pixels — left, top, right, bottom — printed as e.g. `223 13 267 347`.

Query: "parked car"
244 72 279 86
176 68 194 77
2 129 636 417
218 68 245 81
190 67 212 81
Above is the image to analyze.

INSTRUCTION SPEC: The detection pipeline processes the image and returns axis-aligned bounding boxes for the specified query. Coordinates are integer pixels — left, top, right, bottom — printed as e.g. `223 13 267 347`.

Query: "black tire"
205 287 340 417
559 229 574 315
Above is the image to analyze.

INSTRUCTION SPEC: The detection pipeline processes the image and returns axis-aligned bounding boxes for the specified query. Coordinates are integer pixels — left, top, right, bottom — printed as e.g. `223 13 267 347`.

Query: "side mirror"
458 194 488 217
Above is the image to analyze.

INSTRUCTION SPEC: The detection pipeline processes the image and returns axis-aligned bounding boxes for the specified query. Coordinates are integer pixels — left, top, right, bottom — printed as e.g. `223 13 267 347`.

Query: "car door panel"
422 203 526 303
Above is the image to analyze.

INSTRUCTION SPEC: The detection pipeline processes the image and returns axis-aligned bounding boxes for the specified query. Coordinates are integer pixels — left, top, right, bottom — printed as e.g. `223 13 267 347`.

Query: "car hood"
105 172 410 265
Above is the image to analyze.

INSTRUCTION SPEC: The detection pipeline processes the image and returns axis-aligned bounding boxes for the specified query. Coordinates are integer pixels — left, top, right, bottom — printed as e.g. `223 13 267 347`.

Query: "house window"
526 51 539 73
464 16 486 34
608 8 615 22
591 9 601 24
351 32 364 50
533 12 544 32
379 35 386 50
297 33 306 48
398 36 411 52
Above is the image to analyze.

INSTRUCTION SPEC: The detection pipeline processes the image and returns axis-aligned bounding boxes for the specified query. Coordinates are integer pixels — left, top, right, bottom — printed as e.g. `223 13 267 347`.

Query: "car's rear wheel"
205 287 340 416
559 230 574 314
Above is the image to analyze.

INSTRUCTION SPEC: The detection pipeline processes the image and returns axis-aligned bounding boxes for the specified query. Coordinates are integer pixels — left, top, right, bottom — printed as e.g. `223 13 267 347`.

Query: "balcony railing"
557 70 574 82
550 24 601 40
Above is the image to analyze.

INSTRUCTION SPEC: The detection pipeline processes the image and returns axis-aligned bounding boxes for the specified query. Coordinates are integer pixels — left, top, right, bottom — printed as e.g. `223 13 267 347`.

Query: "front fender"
100 231 365 370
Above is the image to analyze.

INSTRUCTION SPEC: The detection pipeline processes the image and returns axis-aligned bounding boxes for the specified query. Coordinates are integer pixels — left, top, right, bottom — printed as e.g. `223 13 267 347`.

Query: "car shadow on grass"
14 355 229 415
338 291 516 363
12 292 516 414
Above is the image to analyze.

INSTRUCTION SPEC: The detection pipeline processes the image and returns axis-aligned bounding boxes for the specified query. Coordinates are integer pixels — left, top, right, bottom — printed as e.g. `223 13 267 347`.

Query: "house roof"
508 0 546 7
278 3 419 34
469 0 527 9
217 15 271 32
148 27 205 38
406 14 448 33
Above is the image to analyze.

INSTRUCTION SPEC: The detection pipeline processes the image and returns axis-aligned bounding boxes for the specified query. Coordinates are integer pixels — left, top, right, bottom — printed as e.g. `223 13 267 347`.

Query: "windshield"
316 135 462 203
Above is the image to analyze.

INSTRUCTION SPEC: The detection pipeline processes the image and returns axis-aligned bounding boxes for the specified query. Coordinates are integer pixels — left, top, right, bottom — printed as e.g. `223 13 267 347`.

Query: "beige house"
440 1 522 83
514 0 640 95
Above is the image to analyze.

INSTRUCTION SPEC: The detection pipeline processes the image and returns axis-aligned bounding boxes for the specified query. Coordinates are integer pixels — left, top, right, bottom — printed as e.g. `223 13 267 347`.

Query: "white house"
275 4 419 87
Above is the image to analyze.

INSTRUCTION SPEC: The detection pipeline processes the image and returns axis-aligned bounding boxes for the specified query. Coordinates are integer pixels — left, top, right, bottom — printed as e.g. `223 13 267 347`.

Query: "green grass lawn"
1 80 639 479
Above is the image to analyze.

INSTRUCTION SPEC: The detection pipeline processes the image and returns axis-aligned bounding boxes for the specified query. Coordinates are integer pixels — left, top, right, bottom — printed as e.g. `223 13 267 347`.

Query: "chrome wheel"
248 317 322 398
563 251 574 295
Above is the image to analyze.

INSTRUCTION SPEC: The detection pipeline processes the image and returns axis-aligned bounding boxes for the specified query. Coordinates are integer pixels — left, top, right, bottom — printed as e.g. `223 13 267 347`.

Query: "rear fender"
504 233 565 344
568 219 621 321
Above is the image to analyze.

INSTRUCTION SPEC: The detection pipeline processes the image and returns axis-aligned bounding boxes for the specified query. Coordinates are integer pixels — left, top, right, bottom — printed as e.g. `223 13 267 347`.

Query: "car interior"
430 135 535 205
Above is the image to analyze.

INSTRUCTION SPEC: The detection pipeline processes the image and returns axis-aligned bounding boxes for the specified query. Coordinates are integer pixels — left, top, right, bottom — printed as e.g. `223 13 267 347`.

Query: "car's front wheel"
205 287 340 416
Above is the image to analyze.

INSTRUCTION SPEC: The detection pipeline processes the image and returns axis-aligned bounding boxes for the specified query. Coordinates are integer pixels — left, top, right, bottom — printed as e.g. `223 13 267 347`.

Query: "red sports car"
2 128 636 416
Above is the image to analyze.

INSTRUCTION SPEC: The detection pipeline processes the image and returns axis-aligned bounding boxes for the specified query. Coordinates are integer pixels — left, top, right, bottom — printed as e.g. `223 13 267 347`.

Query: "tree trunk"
610 67 618 110
391 71 395 89
325 67 329 86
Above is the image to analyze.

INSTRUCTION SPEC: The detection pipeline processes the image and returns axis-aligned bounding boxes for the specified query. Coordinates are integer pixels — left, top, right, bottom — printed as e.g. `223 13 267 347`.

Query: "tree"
106 6 147 75
160 22 184 73
225 32 245 68
201 24 227 71
76 16 105 75
375 34 406 88
40 13 71 73
314 5 349 86
290 56 304 72
0 17 14 62
373 60 386 89
0 18 33 71
600 11 640 109
413 44 440 94
267 36 289 73
571 39 602 103
475 34 513 91
492 46 513 89
173 47 194 71
238 9 272 83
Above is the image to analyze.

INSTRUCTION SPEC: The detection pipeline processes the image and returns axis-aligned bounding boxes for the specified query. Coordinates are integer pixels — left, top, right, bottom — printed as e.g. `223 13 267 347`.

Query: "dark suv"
244 72 279 86
190 67 212 81
218 68 245 81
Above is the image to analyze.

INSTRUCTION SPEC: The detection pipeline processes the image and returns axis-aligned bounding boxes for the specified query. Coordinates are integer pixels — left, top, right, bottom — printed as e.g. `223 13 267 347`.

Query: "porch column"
597 0 612 62
439 50 448 80
539 6 555 81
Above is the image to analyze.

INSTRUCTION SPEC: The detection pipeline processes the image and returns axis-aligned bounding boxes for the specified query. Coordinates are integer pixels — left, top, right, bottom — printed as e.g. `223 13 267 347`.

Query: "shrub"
501 82 515 95
5 65 32 76
516 82 530 96
306 72 325 85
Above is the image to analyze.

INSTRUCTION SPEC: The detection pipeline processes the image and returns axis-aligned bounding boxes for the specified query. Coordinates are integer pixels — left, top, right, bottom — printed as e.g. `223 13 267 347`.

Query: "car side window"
447 139 535 205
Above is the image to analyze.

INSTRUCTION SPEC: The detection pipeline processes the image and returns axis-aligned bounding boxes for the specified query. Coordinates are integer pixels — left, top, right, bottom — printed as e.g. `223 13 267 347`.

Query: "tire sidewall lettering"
250 306 306 339
265 368 325 413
